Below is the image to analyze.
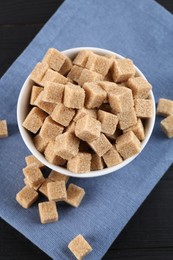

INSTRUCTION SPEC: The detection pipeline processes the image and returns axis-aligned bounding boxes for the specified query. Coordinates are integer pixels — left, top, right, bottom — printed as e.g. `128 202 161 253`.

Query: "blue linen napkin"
1 0 173 259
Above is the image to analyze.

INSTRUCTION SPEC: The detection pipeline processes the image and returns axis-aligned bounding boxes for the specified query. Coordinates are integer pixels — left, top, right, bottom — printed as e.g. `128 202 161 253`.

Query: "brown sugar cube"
39 179 53 198
78 68 103 86
160 115 173 138
33 134 48 153
98 81 118 102
64 83 85 109
103 146 122 167
42 48 66 72
108 86 134 113
73 107 97 122
157 98 173 117
85 52 111 76
16 186 39 209
118 108 137 130
59 56 73 75
30 62 49 85
39 116 64 142
67 65 83 83
123 118 145 141
68 234 92 260
111 58 136 82
48 170 69 183
0 120 8 138
83 82 107 109
54 132 80 160
23 165 45 186
34 91 56 114
126 76 152 98
116 131 141 159
66 121 76 134
44 141 66 165
24 178 41 191
73 50 92 67
40 69 69 87
38 201 58 224
65 184 85 207
22 107 47 134
98 110 118 135
42 82 65 104
88 134 112 157
30 85 43 105
51 103 75 127
75 115 101 143
91 154 104 171
25 155 44 169
67 152 91 173
47 181 67 202
135 99 153 118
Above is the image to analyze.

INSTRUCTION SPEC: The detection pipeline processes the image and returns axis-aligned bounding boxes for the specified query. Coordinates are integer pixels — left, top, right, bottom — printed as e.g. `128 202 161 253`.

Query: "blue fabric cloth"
0 0 173 259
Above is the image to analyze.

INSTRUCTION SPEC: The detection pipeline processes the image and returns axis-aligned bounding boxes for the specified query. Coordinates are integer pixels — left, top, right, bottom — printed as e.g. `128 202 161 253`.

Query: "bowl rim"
17 47 156 178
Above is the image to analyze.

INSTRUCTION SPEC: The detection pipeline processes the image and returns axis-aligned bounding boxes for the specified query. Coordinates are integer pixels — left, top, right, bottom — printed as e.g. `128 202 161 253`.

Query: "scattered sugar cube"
47 181 67 201
34 91 56 114
73 107 97 122
91 154 104 171
16 186 39 209
38 201 58 224
0 120 8 138
75 115 101 143
73 50 91 67
135 99 153 118
126 76 152 98
30 85 43 105
67 152 91 173
33 134 48 153
118 107 137 130
51 103 75 127
22 107 47 134
48 170 69 183
83 82 107 109
30 62 49 85
67 65 83 83
39 179 53 197
39 116 64 142
64 83 85 109
65 183 85 207
88 134 112 157
44 141 66 165
111 58 135 82
123 118 145 141
78 68 103 86
97 110 118 135
23 165 45 186
42 48 66 72
66 121 76 134
40 69 69 87
25 155 44 169
103 146 122 167
24 177 41 191
157 98 173 117
42 82 65 104
116 131 141 159
68 234 92 260
59 56 73 75
54 132 80 160
85 52 111 76
160 115 173 138
108 86 134 113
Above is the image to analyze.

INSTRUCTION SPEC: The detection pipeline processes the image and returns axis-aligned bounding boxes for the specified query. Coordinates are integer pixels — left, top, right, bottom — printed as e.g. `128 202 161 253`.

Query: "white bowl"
17 47 155 178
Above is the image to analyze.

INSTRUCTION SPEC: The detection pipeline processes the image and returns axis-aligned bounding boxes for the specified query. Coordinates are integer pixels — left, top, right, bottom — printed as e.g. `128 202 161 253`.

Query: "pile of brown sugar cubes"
22 48 153 174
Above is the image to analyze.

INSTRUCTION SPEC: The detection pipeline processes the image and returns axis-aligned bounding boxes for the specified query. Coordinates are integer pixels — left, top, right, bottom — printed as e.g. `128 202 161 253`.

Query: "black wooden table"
1 1 173 259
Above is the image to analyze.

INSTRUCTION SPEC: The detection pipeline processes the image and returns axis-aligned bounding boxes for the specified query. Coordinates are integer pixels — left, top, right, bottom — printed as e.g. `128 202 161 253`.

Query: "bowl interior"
17 47 155 178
